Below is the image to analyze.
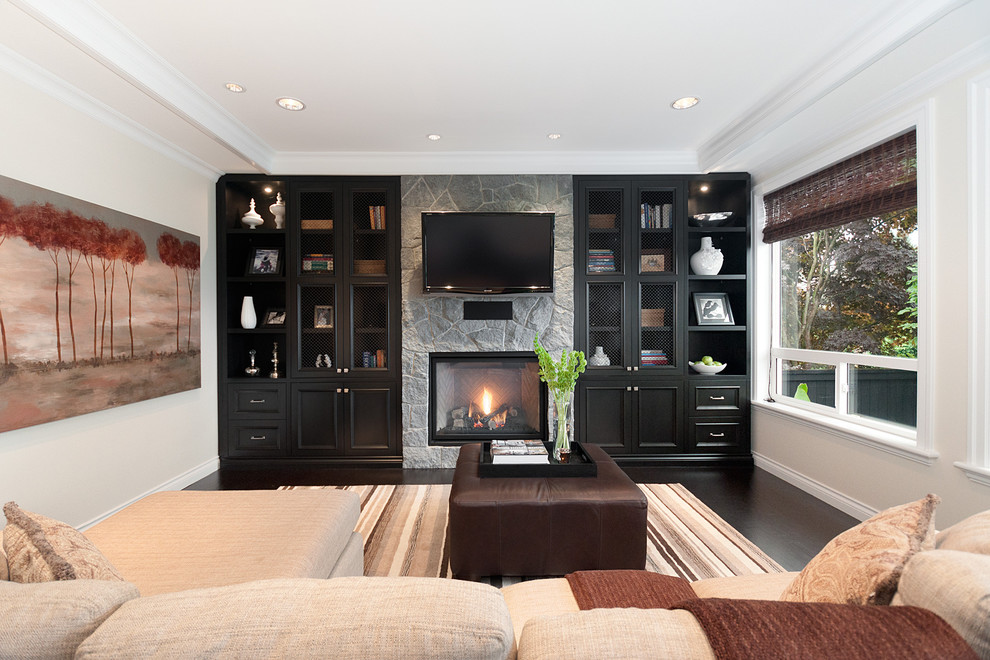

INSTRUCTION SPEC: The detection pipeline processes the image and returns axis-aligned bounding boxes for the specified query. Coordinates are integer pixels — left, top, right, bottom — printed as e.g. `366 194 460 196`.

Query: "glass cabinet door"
637 188 676 275
298 284 336 373
350 284 389 371
586 188 624 276
586 282 624 370
639 282 676 369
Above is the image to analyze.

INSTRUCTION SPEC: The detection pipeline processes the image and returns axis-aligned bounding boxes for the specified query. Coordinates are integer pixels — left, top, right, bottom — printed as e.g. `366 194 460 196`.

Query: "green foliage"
794 383 812 402
533 336 586 398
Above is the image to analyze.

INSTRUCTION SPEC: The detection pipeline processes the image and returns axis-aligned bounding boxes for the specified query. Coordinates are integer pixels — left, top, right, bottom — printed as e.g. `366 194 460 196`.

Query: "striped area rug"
279 483 783 584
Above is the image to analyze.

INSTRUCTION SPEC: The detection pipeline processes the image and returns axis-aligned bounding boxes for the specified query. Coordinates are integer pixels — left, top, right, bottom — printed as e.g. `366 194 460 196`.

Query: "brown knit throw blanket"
565 570 696 610
674 599 977 660
564 572 977 660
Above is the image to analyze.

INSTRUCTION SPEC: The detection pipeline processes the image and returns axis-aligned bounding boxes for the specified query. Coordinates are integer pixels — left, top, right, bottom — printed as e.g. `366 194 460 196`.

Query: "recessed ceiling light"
276 97 305 111
225 82 245 93
671 96 700 110
427 134 442 141
547 133 562 140
699 184 710 192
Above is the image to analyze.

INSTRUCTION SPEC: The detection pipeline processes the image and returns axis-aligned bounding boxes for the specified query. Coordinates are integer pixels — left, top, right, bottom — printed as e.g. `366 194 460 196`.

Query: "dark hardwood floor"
187 461 856 571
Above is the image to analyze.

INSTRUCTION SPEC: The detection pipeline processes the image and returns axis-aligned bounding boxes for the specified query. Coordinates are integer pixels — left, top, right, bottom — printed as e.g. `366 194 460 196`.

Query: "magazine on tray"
490 439 550 464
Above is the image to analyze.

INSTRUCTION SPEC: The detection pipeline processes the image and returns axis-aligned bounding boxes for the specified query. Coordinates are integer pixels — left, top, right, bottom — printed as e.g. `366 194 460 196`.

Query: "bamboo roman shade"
762 130 917 243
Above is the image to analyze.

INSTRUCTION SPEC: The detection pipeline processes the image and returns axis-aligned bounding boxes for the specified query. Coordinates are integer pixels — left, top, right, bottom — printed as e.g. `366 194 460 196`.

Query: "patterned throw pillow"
936 509 990 555
2 502 125 583
780 494 939 606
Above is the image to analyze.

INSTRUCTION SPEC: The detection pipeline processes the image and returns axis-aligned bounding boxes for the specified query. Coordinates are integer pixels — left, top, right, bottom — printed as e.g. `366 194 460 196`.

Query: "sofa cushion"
691 571 801 600
82 489 361 595
780 494 938 605
2 502 125 583
75 577 515 660
0 579 139 659
502 578 579 647
518 609 716 660
892 549 990 659
1 544 8 581
937 510 990 555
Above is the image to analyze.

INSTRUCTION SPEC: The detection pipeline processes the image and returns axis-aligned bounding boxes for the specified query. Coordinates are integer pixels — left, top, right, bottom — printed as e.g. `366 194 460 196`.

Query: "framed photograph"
262 308 286 327
246 247 281 275
313 305 334 329
693 292 734 325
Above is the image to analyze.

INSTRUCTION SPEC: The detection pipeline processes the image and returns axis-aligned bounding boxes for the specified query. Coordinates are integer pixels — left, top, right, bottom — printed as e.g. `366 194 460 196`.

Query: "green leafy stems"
534 336 587 452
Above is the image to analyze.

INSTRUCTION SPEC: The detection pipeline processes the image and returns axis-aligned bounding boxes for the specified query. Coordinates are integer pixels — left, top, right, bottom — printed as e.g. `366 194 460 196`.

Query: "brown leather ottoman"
448 443 647 579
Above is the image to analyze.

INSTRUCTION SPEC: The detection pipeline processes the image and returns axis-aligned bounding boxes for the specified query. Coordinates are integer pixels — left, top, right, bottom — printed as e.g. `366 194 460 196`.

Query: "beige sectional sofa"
2 489 988 659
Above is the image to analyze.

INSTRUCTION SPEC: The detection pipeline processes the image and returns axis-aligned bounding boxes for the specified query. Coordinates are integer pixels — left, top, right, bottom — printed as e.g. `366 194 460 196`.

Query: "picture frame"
313 305 334 329
246 247 281 275
261 308 286 327
693 292 734 325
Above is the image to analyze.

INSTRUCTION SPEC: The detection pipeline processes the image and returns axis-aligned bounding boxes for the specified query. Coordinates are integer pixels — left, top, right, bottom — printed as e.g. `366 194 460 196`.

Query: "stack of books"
368 206 386 229
641 350 669 366
588 249 616 272
490 439 549 464
640 203 673 229
360 350 386 368
302 254 333 272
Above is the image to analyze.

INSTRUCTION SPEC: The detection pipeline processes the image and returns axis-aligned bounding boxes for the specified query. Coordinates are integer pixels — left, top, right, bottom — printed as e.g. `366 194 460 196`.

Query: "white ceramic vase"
240 296 257 329
588 346 611 366
270 193 285 229
241 199 263 229
690 237 724 275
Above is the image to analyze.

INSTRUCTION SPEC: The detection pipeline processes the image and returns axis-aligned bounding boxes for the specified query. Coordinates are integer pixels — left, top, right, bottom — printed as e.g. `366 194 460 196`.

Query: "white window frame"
753 104 936 465
960 70 990 486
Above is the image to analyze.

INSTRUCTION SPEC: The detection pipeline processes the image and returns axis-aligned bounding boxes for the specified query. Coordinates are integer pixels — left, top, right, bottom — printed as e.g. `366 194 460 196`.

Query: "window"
764 130 925 447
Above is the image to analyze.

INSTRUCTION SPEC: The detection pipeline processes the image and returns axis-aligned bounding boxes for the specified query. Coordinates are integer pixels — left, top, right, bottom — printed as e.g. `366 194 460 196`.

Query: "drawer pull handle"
249 435 267 441
626 366 632 372
344 388 349 394
626 386 632 392
249 399 266 404
709 396 725 401
337 388 343 394
710 432 725 438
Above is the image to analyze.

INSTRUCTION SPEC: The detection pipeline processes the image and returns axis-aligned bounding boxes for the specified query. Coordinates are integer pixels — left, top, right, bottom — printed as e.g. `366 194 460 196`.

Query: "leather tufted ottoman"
448 443 647 579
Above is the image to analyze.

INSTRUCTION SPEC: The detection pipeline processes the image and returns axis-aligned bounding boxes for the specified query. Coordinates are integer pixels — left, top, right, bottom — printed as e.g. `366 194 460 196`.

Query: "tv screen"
422 212 555 294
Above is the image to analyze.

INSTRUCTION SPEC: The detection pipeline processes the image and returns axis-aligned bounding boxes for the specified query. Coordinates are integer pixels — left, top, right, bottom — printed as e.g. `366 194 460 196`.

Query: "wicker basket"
641 308 666 327
588 213 617 229
354 259 386 274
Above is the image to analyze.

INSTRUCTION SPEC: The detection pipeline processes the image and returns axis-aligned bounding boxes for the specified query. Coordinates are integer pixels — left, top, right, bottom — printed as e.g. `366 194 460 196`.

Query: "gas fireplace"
429 352 547 445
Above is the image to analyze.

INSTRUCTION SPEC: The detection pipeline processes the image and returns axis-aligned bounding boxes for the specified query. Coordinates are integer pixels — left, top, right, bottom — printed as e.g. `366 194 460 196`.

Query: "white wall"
746 19 990 526
0 68 218 528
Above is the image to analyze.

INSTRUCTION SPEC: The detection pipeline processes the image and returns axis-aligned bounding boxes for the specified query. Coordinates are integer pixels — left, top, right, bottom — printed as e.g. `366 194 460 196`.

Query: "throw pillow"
780 493 939 606
936 509 990 555
892 549 990 659
0 544 8 581
2 502 125 583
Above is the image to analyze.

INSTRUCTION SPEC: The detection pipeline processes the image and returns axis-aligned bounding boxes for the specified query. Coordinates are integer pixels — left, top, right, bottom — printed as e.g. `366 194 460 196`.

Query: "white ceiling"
0 0 981 175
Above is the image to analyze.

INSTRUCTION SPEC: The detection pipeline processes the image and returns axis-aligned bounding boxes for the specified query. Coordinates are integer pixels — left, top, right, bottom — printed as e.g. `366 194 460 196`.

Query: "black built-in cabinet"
574 174 752 464
217 175 401 465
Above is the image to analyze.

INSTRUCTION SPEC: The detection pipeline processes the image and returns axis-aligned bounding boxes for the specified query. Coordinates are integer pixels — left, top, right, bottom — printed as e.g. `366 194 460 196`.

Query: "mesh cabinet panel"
352 285 388 369
299 190 335 275
587 189 623 274
640 283 675 368
299 285 336 371
352 190 388 275
588 283 623 367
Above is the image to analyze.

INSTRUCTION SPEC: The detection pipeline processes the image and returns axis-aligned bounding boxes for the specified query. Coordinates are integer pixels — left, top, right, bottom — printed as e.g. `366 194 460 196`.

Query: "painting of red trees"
0 174 201 433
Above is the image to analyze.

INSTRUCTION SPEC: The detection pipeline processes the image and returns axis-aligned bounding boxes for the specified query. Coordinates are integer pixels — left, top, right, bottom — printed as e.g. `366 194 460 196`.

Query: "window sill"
955 462 990 487
752 400 938 466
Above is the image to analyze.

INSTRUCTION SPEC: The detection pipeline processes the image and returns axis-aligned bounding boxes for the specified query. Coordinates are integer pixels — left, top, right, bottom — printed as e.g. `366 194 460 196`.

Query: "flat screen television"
422 212 555 295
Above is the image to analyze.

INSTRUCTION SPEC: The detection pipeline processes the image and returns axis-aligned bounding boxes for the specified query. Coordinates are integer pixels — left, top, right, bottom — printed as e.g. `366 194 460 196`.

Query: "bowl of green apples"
689 356 726 374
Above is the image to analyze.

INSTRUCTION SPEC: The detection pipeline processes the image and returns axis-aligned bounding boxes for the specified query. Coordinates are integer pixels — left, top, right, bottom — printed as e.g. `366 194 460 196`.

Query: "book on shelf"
588 249 616 272
302 254 333 271
641 350 669 365
368 206 386 230
490 439 550 464
639 203 673 229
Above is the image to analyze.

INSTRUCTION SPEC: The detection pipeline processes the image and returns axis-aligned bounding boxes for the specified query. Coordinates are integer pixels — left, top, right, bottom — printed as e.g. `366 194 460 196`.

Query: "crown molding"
0 43 220 180
698 0 973 171
269 150 700 176
9 0 273 172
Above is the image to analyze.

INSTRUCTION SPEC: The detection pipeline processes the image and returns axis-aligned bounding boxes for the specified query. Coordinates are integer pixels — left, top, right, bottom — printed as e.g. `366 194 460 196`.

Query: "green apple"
701 355 714 365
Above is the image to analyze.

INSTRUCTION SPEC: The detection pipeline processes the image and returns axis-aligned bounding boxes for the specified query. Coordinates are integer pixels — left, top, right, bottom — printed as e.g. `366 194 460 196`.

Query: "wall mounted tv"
422 212 555 295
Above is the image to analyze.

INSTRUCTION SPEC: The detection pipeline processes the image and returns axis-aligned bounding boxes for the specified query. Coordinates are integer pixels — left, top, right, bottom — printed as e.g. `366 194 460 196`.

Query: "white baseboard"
79 456 220 530
753 452 878 521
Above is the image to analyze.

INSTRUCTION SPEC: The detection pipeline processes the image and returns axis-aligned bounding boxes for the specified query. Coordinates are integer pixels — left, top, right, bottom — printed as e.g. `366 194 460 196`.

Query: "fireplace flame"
482 388 493 415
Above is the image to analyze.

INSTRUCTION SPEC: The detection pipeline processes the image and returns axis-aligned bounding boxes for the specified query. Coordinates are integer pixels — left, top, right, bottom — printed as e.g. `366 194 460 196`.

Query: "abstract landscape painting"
0 174 201 433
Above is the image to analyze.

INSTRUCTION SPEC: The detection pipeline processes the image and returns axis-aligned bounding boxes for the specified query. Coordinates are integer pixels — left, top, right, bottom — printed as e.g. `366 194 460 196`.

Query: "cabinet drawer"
692 385 743 412
228 422 286 457
228 384 286 417
689 420 747 453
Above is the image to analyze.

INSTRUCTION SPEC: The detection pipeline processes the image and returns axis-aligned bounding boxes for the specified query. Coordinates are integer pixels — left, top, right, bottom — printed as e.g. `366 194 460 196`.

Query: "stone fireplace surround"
400 175 574 468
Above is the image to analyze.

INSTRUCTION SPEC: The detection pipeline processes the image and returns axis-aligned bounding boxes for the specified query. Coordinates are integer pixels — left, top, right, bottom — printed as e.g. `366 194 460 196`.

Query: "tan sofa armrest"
77 577 515 660
518 609 716 660
690 571 799 600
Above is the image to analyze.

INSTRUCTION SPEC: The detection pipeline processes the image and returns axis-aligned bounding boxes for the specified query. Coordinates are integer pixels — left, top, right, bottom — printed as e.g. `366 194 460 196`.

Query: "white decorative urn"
270 193 286 229
588 346 611 366
690 237 724 275
241 199 264 229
